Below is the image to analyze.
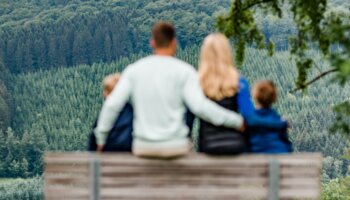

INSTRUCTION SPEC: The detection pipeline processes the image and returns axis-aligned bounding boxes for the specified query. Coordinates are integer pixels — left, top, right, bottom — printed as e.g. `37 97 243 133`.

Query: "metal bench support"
90 157 101 200
268 159 280 200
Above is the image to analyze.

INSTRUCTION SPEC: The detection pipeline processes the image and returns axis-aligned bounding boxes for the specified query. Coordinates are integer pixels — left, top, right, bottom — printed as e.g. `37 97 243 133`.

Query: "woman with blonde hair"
197 33 288 155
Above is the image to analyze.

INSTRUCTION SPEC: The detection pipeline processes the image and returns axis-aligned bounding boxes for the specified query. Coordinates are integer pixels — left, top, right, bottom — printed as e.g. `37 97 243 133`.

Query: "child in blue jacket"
248 80 292 153
88 74 194 152
88 73 133 152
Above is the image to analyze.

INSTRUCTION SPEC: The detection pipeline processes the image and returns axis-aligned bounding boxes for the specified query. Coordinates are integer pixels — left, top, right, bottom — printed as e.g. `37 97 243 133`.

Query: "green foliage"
217 0 350 93
0 128 46 177
0 96 11 131
331 102 350 136
0 177 42 200
0 60 12 131
322 177 350 200
0 0 232 73
217 0 266 65
1 8 133 73
323 156 347 182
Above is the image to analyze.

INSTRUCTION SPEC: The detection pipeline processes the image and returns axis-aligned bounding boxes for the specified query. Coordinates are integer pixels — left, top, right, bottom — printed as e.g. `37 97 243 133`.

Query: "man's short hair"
254 80 277 108
152 22 176 48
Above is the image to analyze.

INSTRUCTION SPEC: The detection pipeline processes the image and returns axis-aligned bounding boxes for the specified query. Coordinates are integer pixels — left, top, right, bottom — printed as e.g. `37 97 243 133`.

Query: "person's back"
249 108 292 153
94 22 244 158
125 56 195 149
197 34 247 155
199 95 248 154
196 34 289 155
249 80 292 153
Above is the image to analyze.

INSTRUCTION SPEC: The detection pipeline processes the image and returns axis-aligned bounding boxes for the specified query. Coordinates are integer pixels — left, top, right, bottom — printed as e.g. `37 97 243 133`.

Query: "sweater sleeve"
182 69 243 129
238 77 288 130
94 68 133 145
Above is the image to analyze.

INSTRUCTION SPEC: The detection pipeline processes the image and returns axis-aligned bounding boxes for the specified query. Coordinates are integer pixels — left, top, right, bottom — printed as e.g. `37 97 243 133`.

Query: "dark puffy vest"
198 95 248 155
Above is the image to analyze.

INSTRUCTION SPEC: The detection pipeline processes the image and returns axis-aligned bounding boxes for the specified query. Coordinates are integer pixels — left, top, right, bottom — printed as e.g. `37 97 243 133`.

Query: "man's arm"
182 70 244 130
94 72 132 147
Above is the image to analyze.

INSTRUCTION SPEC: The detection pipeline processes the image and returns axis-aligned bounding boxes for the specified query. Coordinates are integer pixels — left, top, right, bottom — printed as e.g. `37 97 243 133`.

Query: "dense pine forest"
0 0 234 73
0 0 349 199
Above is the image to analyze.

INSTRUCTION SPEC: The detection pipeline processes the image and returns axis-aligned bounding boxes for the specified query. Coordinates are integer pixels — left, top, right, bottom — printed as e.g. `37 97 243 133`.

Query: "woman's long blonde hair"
199 33 240 101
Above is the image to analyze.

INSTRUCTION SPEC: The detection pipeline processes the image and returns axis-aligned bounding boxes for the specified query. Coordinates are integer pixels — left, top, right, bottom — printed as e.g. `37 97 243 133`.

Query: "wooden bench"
44 153 322 200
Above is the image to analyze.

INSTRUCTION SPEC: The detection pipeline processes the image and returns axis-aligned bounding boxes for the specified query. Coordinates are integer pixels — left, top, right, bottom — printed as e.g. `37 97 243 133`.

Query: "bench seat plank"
45 152 322 200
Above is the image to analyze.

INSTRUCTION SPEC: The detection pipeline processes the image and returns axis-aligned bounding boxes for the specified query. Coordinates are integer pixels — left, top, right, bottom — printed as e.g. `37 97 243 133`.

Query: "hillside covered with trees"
1 48 348 180
0 0 349 199
0 60 11 132
0 0 233 73
1 47 349 199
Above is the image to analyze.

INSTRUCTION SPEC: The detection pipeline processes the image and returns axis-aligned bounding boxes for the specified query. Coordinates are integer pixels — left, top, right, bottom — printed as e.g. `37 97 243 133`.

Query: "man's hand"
281 117 290 131
97 145 104 153
239 121 246 132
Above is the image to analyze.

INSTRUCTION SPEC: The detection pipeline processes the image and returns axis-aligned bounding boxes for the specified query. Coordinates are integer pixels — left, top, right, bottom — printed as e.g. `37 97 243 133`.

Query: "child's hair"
103 73 121 94
253 80 277 108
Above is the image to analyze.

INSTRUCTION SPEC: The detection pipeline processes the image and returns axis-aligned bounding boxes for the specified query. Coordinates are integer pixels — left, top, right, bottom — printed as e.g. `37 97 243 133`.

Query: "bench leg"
268 159 280 200
90 158 101 200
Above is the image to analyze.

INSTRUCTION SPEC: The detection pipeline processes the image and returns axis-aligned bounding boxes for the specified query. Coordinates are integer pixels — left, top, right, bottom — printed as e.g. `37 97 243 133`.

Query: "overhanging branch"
242 0 275 11
290 68 338 93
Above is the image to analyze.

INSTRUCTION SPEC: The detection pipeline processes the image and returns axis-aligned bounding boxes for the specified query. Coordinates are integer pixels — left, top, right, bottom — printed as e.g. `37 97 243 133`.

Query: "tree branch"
290 68 338 93
242 0 275 11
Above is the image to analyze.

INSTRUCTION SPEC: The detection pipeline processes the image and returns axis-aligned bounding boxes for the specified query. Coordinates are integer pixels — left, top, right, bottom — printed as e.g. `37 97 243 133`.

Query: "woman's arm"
237 77 287 130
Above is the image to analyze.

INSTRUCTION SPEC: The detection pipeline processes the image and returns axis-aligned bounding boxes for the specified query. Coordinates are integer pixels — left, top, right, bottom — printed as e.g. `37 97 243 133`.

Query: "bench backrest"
44 153 322 200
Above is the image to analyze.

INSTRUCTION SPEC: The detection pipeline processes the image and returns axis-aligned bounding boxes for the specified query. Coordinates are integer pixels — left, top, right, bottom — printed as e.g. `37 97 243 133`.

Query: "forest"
0 0 349 199
0 0 312 73
1 47 350 199
0 0 232 73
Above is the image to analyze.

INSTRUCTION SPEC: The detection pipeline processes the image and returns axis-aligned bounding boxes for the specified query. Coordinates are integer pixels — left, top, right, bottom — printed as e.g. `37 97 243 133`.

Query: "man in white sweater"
95 22 244 158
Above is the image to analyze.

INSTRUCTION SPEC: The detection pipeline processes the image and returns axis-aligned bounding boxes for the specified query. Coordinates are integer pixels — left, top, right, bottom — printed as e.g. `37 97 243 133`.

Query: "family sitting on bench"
89 22 292 158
